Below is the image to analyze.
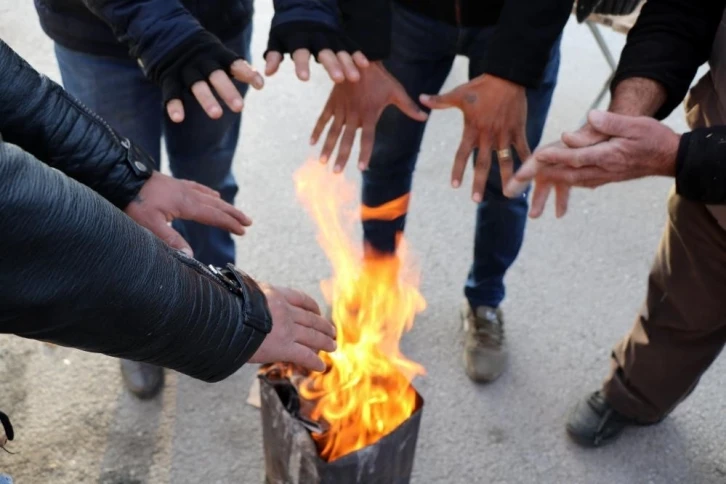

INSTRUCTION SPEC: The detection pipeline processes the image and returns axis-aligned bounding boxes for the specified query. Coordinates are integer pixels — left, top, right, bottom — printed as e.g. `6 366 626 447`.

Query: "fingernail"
452 179 460 188
310 137 316 146
358 162 366 170
171 112 183 122
181 247 193 257
472 193 482 203
233 99 243 110
333 165 342 173
420 94 430 102
320 156 328 164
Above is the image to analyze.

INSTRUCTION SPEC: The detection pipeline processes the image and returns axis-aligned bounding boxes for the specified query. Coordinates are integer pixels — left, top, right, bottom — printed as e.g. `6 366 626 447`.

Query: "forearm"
0 39 151 209
611 0 725 119
0 141 270 382
608 77 668 117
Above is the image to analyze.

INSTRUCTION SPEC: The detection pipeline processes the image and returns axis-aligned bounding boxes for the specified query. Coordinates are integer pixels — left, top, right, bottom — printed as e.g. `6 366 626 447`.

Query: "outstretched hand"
125 171 252 256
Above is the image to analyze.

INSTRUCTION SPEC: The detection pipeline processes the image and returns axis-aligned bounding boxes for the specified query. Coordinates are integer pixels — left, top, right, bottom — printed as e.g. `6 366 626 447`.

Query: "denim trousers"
54 24 252 267
362 5 560 308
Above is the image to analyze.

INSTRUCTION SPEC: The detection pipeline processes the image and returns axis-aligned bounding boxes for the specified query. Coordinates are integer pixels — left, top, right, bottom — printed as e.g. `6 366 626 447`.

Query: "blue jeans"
53 25 252 267
362 5 560 309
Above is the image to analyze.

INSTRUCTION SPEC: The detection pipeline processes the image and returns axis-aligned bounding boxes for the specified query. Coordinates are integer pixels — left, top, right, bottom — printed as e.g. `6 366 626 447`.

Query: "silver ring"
497 148 512 160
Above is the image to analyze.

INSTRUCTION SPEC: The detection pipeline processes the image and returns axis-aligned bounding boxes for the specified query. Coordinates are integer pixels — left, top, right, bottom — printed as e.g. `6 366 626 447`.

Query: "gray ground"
1 1 725 483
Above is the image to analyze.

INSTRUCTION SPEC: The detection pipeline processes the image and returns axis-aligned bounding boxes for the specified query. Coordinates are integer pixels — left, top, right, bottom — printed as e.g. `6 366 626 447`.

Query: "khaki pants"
603 188 726 422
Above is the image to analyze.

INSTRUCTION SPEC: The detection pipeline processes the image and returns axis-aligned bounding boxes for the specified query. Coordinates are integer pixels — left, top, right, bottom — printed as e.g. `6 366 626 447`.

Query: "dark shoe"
461 302 507 382
566 390 641 447
120 360 165 400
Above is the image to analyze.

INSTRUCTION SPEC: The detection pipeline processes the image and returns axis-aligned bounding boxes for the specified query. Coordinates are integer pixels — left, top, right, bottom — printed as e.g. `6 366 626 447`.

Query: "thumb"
419 89 459 110
587 110 635 138
393 89 428 122
155 223 193 257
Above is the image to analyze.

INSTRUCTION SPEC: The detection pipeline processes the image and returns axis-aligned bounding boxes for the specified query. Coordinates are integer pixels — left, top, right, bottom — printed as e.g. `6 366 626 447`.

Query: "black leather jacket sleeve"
0 39 153 209
0 139 272 382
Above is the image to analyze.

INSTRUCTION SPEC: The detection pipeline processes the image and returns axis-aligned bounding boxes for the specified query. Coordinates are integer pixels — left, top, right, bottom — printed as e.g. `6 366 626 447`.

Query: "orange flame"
293 159 426 462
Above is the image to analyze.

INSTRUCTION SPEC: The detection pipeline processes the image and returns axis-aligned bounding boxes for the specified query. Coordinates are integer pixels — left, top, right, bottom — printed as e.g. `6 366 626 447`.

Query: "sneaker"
566 390 643 447
461 303 507 382
120 360 165 400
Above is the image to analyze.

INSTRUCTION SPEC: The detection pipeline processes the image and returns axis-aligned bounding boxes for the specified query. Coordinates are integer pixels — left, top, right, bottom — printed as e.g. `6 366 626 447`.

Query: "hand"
249 285 337 372
124 171 252 256
506 110 681 218
311 62 428 172
150 31 265 123
420 74 529 202
505 122 611 218
264 22 369 83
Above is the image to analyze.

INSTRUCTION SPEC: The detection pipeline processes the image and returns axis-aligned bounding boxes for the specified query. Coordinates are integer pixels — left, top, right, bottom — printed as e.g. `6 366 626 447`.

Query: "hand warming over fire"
249 285 337 372
310 61 428 173
124 172 252 257
420 74 529 203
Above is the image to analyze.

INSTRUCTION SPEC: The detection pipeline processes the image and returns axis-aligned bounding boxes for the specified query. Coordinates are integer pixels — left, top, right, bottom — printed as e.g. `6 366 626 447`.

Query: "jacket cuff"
675 127 726 204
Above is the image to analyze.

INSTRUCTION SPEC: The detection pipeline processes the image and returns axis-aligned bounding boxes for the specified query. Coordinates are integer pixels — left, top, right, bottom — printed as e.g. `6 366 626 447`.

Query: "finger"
166 99 185 123
555 184 570 218
292 49 311 81
208 70 244 113
529 180 553 218
278 287 322 315
587 110 640 138
357 121 376 170
419 90 460 110
181 196 250 234
293 323 337 353
320 106 345 164
185 180 221 198
153 221 194 257
191 81 223 119
311 98 334 146
472 136 492 203
451 129 477 189
291 307 337 343
562 123 609 148
504 155 539 198
265 51 283 76
230 59 264 90
336 51 360 82
352 51 369 69
537 142 613 169
393 88 428 122
334 120 359 173
287 343 327 373
317 49 345 83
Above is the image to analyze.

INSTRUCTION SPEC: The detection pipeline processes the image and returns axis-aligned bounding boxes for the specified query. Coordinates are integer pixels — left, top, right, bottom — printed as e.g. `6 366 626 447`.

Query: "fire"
293 159 426 462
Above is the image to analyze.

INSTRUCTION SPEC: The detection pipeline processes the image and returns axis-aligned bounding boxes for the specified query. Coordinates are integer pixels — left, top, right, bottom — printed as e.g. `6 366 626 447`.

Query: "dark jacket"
393 0 572 88
0 39 271 381
34 0 254 75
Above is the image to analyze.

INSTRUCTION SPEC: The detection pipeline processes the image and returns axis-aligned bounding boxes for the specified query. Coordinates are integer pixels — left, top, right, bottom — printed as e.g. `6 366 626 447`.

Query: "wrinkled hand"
505 111 681 218
311 61 428 172
124 171 252 256
420 74 528 202
264 22 369 83
249 285 337 372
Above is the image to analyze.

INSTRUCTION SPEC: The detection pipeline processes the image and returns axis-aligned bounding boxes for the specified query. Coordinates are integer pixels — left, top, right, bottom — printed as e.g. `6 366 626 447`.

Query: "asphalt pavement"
1 1 724 483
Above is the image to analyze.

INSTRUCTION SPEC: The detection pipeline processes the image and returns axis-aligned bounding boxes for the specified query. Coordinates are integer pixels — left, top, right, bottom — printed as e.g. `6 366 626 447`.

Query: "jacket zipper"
62 90 121 146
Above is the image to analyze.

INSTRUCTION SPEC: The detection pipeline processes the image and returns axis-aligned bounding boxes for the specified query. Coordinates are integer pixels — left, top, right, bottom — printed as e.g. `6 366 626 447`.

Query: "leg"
53 44 165 399
362 5 456 255
53 44 162 163
163 25 252 267
568 188 726 446
464 35 561 309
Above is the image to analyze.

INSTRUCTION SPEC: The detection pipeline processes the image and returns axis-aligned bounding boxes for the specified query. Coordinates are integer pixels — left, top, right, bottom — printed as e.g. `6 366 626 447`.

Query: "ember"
292 158 426 461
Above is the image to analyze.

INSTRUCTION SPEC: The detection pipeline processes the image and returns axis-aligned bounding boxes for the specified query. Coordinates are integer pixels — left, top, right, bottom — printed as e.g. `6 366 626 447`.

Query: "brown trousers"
603 189 726 423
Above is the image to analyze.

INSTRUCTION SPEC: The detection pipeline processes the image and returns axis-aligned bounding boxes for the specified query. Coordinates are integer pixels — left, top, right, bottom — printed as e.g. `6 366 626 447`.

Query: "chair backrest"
575 0 643 23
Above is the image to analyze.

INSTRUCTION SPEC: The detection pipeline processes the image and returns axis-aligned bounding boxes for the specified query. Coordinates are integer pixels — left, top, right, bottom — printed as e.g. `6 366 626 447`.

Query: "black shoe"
566 390 637 447
120 360 165 400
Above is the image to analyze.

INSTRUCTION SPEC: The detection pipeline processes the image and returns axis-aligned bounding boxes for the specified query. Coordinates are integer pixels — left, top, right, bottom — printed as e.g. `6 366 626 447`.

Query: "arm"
612 0 726 119
482 0 572 88
0 39 151 209
0 140 269 382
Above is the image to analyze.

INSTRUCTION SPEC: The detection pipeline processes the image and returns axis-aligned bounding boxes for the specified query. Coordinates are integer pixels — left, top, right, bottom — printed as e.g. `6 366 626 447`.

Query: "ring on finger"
497 148 512 160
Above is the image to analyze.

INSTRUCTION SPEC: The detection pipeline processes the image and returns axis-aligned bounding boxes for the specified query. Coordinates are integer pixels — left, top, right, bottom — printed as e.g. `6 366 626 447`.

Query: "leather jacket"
0 39 271 382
